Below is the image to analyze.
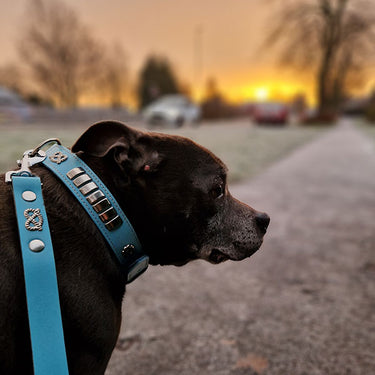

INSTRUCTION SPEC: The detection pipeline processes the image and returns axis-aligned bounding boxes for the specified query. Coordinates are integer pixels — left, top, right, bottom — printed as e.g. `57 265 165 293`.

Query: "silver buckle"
5 138 61 183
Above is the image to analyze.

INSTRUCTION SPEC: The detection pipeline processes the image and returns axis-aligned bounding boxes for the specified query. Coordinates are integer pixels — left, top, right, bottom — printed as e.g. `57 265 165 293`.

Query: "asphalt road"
106 119 375 375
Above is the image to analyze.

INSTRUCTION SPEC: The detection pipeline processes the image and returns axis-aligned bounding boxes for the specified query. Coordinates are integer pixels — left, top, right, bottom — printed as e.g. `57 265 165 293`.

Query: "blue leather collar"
41 143 149 284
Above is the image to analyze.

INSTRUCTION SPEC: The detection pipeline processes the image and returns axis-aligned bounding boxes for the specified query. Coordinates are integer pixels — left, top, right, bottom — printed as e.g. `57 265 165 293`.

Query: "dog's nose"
255 212 270 234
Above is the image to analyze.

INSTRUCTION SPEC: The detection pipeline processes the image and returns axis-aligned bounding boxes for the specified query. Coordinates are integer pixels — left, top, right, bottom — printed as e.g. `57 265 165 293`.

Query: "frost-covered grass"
0 125 84 173
0 119 325 183
160 120 324 182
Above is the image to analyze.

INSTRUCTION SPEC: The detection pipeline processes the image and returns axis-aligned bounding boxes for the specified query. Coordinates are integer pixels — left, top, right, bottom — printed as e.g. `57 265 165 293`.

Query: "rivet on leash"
29 239 45 252
122 244 135 257
22 191 37 202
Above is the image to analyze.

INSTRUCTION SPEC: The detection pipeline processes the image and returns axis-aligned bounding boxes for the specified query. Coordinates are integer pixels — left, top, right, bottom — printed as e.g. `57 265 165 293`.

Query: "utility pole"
193 24 204 101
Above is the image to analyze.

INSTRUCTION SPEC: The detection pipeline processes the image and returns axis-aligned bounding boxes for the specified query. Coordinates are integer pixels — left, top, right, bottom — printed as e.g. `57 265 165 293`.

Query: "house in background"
0 87 32 123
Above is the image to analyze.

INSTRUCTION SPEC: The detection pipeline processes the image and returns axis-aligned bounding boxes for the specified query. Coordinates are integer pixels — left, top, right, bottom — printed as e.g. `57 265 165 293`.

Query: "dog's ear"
72 121 138 157
72 120 162 174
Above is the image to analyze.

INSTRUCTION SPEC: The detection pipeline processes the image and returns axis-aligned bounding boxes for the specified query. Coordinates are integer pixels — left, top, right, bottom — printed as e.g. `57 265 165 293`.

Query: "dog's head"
72 121 269 266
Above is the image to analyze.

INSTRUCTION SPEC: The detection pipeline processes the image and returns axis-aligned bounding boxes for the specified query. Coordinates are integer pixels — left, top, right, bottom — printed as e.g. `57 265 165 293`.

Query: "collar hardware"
6 141 149 283
5 149 46 183
42 143 149 281
122 244 135 256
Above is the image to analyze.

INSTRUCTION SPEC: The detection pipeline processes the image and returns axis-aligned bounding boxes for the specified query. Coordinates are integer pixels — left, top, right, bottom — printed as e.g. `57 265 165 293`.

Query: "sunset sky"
0 0 372 106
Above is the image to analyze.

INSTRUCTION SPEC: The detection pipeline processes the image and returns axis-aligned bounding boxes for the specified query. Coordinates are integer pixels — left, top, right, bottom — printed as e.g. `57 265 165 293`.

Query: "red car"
253 102 289 125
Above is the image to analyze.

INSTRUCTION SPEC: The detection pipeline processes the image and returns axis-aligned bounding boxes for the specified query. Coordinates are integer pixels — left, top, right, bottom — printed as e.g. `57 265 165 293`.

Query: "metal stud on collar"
122 244 135 257
66 166 123 231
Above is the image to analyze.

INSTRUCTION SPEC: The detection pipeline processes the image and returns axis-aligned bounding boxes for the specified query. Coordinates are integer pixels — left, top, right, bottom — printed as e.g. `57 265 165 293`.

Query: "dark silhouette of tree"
201 77 235 119
101 43 128 109
265 0 375 115
137 55 180 109
205 77 221 100
0 64 25 96
18 0 103 107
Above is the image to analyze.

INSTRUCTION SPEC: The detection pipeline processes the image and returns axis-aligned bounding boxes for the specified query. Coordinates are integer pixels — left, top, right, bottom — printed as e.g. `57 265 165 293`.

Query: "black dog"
0 121 269 374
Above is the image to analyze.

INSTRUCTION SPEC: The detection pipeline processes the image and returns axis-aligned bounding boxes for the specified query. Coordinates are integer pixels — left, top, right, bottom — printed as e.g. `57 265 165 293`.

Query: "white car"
142 95 201 127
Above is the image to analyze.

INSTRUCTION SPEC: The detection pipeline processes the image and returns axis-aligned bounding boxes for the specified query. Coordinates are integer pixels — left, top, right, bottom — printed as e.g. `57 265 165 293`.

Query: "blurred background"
1 1 375 374
1 0 375 127
1 0 375 173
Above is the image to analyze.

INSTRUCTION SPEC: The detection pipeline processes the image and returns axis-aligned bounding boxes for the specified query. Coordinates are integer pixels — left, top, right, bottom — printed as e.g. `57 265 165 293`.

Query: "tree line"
0 0 180 109
1 0 375 117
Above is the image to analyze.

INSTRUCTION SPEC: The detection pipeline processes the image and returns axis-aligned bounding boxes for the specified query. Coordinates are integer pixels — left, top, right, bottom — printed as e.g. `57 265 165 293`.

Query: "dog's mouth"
208 246 261 264
208 249 231 264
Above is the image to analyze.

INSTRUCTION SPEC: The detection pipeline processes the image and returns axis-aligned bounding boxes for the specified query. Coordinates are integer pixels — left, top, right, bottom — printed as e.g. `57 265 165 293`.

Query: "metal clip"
6 151 33 183
29 138 62 158
5 140 56 183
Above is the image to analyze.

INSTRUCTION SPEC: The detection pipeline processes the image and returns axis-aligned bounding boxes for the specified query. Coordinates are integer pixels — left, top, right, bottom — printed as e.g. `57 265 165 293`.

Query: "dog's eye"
210 185 224 199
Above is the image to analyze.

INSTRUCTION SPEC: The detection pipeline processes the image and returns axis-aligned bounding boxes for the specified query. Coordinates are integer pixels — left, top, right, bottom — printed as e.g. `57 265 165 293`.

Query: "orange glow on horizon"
228 81 316 106
192 74 317 107
80 73 318 109
80 80 316 109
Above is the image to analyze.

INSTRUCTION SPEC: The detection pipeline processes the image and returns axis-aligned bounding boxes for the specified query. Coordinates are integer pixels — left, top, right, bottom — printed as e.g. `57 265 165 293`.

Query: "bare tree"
18 0 103 108
101 43 128 109
265 0 375 114
0 64 25 95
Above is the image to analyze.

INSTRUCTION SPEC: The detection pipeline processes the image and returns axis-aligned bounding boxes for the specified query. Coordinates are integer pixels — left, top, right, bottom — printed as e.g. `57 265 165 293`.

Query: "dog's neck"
55 151 198 267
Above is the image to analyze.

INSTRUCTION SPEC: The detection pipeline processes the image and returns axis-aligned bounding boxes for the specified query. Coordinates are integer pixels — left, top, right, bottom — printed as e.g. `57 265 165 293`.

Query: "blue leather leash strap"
41 144 149 284
12 175 69 375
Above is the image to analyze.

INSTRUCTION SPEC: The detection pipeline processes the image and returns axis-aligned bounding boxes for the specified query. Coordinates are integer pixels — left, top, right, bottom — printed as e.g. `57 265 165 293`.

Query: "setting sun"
254 87 269 102
219 79 317 107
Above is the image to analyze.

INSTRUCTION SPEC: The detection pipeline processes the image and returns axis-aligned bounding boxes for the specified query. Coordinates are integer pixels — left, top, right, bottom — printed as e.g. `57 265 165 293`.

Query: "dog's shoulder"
0 175 20 266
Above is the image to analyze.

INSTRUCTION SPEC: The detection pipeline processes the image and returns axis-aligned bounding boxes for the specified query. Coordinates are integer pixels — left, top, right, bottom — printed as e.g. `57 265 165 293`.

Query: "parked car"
0 87 33 122
253 102 289 125
142 94 201 127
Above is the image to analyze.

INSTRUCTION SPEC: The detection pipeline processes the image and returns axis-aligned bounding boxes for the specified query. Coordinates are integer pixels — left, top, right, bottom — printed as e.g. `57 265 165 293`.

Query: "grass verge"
0 121 325 183
164 122 325 182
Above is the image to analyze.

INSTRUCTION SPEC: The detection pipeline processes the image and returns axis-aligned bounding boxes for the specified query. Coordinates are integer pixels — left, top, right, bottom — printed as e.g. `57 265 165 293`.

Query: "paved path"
107 120 375 375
